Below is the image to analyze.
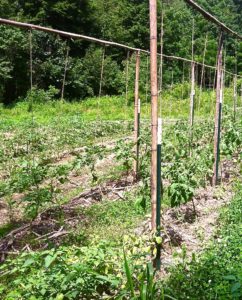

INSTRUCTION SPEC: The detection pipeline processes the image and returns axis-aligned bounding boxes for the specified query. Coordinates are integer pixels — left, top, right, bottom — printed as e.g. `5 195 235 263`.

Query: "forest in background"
0 0 241 104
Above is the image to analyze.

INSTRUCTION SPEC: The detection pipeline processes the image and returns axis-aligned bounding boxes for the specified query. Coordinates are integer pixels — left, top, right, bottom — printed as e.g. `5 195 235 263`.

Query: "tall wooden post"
233 74 237 121
213 33 224 186
134 50 141 179
159 9 164 117
189 19 195 154
29 29 33 91
199 33 208 110
149 0 158 231
99 46 106 99
61 44 69 100
125 51 130 106
189 62 195 152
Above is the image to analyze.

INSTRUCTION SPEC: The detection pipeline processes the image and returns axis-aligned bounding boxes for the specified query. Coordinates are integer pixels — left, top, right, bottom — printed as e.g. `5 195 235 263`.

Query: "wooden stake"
233 74 237 121
190 19 195 132
189 19 195 155
170 69 174 117
145 55 149 116
134 50 141 179
199 33 208 110
159 10 164 114
190 62 195 127
29 29 33 91
213 32 224 186
61 42 69 100
99 46 106 99
149 0 158 231
181 61 185 111
125 51 130 107
189 63 195 155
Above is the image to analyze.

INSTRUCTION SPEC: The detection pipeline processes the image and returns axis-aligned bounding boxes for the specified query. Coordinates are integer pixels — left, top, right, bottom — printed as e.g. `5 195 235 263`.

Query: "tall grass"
0 84 236 128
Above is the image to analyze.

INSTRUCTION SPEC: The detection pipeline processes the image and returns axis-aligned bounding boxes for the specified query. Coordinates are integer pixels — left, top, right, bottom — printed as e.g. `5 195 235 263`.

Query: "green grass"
81 196 146 243
0 85 235 128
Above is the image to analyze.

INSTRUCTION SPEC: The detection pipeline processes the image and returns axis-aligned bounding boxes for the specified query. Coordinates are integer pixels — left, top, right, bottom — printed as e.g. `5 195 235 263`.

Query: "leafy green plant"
0 242 121 300
25 86 59 111
168 182 194 208
114 139 134 174
122 250 160 300
23 187 53 220
74 145 107 182
121 251 176 300
221 119 242 156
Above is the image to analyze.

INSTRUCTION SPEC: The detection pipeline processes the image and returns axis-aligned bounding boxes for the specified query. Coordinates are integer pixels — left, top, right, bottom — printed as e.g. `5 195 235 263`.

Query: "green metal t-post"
155 118 162 270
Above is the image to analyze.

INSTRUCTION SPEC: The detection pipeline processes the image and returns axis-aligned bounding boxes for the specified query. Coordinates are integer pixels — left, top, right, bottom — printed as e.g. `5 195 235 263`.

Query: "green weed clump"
0 235 152 299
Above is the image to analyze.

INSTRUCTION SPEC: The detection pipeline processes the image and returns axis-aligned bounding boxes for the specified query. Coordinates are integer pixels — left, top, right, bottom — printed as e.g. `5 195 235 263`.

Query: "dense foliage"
0 0 241 103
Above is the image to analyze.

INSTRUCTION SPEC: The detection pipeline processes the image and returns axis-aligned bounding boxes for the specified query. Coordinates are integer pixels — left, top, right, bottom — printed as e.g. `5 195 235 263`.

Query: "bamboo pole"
1 16 241 84
125 51 130 107
149 0 158 231
0 17 239 77
99 46 106 99
134 50 141 179
220 54 226 182
190 62 195 143
181 61 185 112
29 29 33 91
213 32 224 186
170 69 174 117
190 69 195 115
198 33 208 110
233 74 237 121
183 0 242 40
61 43 69 100
145 55 149 116
158 9 164 118
189 20 195 154
0 18 141 53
